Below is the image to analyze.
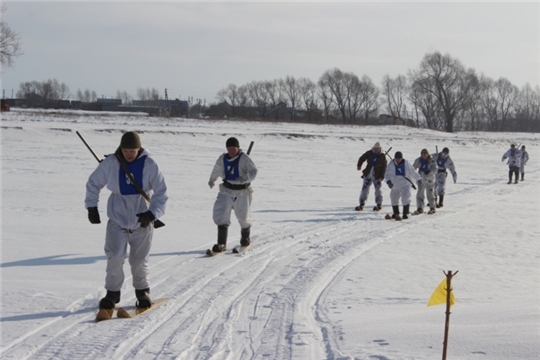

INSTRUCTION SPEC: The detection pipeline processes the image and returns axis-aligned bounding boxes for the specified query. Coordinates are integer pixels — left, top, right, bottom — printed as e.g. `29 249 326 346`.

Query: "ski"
232 235 258 254
95 308 115 322
116 298 170 319
206 248 226 257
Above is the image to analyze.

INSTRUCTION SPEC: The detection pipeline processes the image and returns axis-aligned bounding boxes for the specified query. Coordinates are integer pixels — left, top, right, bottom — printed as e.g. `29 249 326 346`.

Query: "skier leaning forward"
412 149 438 215
208 137 258 253
355 141 388 211
432 147 457 208
384 151 421 221
85 132 168 310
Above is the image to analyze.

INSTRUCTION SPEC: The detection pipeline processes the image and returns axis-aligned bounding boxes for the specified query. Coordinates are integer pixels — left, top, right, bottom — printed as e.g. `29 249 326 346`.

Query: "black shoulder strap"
115 154 151 203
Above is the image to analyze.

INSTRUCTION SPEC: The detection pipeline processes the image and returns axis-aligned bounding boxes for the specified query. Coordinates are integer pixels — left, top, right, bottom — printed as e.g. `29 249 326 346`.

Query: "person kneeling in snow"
384 151 421 221
85 132 168 310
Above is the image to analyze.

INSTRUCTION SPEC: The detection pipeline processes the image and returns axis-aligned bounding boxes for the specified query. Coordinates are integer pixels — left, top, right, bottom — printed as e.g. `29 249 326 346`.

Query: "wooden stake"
442 270 458 360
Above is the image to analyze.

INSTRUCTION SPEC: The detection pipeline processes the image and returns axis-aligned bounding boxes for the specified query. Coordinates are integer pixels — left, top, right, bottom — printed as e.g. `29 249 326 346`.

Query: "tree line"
216 52 540 133
10 52 540 133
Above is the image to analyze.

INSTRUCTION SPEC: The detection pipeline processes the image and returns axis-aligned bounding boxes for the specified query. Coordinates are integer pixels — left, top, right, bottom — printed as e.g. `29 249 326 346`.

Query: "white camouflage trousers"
359 170 383 206
416 177 436 210
104 220 153 292
213 191 252 228
389 185 413 206
435 172 448 196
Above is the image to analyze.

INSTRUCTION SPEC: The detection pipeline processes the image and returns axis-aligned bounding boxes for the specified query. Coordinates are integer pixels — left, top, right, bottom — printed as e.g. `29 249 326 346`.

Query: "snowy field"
1 109 539 360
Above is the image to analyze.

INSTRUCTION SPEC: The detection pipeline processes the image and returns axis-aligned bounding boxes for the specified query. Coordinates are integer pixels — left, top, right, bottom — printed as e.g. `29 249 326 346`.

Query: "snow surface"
1 109 539 360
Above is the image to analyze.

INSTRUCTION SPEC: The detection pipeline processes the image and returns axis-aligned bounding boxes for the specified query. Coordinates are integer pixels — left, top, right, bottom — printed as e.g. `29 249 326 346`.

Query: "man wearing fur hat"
208 137 258 253
384 151 421 220
432 147 457 207
355 142 388 211
412 149 438 215
85 131 168 311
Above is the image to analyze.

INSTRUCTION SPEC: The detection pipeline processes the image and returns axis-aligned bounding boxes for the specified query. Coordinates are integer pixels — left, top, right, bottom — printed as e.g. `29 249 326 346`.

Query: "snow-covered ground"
1 109 539 360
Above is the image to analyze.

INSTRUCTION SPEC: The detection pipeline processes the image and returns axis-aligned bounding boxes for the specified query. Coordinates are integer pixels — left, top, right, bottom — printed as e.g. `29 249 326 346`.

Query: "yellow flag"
428 278 456 307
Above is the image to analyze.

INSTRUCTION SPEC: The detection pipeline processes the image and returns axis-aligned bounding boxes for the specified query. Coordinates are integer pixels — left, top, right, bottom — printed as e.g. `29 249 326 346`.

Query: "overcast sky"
2 1 539 103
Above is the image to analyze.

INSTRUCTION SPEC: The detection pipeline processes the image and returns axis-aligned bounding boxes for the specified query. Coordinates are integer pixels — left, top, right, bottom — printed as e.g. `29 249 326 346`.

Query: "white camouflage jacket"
85 148 168 230
209 150 258 197
501 149 522 168
412 156 438 181
384 158 421 190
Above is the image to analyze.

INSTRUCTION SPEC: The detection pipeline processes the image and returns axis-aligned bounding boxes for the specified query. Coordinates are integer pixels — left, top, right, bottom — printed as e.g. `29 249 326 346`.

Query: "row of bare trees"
17 79 71 102
382 52 540 132
217 52 540 132
216 70 380 125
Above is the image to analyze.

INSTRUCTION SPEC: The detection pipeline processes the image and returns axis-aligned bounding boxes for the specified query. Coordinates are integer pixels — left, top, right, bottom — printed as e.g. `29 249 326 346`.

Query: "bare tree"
514 83 540 131
266 80 285 120
409 52 479 132
0 5 22 68
358 75 380 124
247 81 270 119
297 77 319 122
317 76 335 122
280 76 300 121
76 88 97 102
319 68 366 124
479 76 519 131
116 90 132 105
381 74 408 118
136 87 160 101
217 83 241 117
408 78 444 129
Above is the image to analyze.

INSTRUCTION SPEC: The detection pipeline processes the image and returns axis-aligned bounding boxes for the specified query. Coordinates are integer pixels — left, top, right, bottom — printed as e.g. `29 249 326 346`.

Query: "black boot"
240 227 251 246
99 290 120 309
437 195 444 208
402 204 410 219
135 288 152 308
212 225 228 252
392 205 401 220
521 173 524 181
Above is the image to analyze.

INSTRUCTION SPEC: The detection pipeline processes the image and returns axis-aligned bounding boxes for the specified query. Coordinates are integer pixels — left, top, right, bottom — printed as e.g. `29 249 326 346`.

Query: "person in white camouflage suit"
208 137 258 253
519 145 529 181
384 151 421 221
412 149 438 215
501 144 522 184
432 147 457 208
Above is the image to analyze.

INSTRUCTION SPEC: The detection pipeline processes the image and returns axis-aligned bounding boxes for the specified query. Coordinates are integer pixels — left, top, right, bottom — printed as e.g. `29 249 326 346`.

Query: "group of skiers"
502 144 529 184
85 132 257 311
84 132 530 312
356 142 531 221
356 142 458 220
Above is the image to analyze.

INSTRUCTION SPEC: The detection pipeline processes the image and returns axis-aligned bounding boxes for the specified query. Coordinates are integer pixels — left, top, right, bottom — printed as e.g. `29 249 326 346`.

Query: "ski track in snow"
3 171 532 360
2 113 539 360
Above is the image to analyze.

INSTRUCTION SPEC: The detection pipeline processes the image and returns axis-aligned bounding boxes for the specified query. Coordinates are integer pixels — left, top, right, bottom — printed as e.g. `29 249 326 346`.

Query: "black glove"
136 211 155 228
387 180 393 189
87 207 101 224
